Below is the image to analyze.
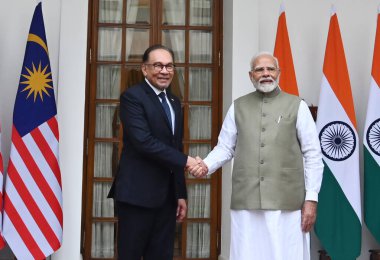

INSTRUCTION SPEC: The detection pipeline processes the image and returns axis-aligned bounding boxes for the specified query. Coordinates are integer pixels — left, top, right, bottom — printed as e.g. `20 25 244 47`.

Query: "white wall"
0 0 87 259
222 1 380 260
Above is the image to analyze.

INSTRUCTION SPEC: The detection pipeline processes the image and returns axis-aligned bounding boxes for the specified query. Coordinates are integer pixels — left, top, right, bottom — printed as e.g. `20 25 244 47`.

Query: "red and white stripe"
0 125 5 248
3 116 62 260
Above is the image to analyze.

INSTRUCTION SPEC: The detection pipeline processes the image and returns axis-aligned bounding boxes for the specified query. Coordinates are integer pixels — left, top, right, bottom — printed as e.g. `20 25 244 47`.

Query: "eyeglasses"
251 66 278 75
145 63 176 72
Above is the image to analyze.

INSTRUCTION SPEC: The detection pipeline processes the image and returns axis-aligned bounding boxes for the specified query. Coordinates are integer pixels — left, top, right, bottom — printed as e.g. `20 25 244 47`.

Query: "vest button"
260 160 264 164
262 128 266 132
260 177 264 181
261 143 265 147
262 113 266 117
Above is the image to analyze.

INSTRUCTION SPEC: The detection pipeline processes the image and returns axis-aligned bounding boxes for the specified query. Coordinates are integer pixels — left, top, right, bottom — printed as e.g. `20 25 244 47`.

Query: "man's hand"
301 200 317 232
176 199 187 222
188 156 208 178
186 156 197 169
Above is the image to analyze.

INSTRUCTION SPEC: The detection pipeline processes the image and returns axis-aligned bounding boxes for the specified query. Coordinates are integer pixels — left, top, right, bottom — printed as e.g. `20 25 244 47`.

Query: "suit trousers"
116 197 177 260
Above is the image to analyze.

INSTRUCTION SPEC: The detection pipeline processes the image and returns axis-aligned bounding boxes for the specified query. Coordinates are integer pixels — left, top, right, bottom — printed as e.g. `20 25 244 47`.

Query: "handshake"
186 156 208 178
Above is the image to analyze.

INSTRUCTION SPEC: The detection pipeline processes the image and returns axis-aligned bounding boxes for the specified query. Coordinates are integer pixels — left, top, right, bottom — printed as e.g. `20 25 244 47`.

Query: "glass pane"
91 222 115 258
188 144 211 178
187 183 210 218
162 30 185 63
162 0 185 25
98 27 122 61
95 103 119 138
190 0 212 26
93 182 114 217
126 0 150 24
170 67 185 101
126 28 150 62
186 223 210 258
99 0 123 23
189 30 212 63
94 142 119 178
174 223 182 257
97 65 121 99
189 106 212 139
189 68 212 101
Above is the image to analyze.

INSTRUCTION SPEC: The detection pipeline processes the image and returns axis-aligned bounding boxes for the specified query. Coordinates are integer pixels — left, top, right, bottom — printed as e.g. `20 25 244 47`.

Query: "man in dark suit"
109 44 198 260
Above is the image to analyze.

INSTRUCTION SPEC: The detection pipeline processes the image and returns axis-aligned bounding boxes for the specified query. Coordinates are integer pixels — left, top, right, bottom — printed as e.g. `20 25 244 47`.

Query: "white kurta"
203 99 323 260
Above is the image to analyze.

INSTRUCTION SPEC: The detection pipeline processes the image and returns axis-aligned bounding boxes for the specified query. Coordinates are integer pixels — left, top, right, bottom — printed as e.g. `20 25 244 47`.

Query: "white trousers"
230 209 310 260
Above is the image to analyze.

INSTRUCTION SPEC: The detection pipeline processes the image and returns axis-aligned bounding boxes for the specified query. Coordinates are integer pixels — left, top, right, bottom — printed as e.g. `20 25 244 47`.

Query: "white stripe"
317 75 361 222
39 121 59 160
363 77 380 165
0 172 3 191
9 144 62 235
3 212 34 260
3 178 53 254
23 133 62 202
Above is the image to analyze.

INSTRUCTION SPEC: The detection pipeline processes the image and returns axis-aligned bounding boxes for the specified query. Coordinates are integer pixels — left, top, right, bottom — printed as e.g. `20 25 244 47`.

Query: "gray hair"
250 51 280 70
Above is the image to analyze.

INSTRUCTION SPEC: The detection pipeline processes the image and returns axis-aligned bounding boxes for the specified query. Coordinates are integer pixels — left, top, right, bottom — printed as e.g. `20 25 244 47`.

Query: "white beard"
252 78 278 93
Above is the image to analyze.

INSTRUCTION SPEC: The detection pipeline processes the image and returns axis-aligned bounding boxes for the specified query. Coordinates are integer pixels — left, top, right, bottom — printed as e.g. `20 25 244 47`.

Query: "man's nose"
160 66 170 73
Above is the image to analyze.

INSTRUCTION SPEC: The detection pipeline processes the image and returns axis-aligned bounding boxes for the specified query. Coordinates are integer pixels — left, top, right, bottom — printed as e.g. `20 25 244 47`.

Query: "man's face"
142 49 175 91
249 55 280 93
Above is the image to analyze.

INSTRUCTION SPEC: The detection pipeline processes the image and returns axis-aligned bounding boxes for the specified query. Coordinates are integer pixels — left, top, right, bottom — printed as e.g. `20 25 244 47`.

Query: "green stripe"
364 146 380 243
314 161 361 260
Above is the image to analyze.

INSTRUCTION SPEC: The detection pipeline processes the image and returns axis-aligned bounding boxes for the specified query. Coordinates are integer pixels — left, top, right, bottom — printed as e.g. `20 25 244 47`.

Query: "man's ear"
141 64 147 76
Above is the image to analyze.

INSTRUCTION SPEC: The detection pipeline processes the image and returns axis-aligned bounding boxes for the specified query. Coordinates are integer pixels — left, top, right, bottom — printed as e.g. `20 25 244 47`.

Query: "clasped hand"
186 156 208 178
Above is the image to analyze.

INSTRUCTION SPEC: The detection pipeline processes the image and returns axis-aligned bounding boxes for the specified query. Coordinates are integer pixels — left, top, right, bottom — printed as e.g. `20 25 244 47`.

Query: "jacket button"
261 143 265 147
260 160 264 164
262 128 265 132
260 177 264 181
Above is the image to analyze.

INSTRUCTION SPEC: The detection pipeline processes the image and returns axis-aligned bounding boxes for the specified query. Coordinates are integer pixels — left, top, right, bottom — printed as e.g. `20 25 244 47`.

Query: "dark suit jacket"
109 81 188 208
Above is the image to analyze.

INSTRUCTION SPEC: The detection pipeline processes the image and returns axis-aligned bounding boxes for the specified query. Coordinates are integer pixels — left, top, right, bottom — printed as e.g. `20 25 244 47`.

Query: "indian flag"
274 2 299 96
364 7 380 244
314 7 361 260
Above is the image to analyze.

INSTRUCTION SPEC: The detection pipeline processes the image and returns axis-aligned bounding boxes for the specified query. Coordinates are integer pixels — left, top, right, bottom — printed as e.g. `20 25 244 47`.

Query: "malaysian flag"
3 2 63 259
0 125 5 249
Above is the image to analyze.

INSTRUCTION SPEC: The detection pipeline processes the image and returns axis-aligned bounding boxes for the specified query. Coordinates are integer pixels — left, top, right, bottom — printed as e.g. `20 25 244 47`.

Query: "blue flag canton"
14 3 57 137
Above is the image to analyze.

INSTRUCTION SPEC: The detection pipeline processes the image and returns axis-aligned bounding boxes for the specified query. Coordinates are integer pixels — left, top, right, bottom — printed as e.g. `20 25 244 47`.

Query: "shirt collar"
145 78 167 96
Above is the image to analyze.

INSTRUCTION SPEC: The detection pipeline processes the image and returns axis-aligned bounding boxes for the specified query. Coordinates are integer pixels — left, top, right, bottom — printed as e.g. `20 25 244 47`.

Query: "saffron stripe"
372 13 380 86
323 13 357 128
273 4 299 96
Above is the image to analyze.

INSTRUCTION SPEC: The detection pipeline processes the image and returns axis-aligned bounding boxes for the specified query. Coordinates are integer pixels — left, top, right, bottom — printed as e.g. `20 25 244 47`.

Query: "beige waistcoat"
231 87 305 210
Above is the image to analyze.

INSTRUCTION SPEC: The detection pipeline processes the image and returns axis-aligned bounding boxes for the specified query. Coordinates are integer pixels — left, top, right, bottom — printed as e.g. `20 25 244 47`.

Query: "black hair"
142 44 175 63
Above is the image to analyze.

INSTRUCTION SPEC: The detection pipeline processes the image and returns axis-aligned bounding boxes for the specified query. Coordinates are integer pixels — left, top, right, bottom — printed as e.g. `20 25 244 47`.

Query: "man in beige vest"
190 52 323 260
